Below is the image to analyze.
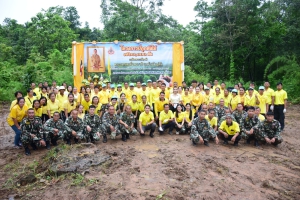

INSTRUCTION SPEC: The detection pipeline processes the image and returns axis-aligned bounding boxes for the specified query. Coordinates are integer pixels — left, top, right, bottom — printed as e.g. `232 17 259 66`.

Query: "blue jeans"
11 125 21 146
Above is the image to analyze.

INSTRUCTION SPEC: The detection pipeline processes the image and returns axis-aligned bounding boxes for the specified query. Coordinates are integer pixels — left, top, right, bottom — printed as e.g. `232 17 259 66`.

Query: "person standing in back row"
271 82 287 131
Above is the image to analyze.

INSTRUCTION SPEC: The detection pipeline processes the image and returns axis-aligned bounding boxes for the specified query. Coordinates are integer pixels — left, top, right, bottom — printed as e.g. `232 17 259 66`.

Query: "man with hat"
218 113 241 146
139 83 149 102
57 86 68 121
257 111 283 146
119 105 138 141
271 82 287 130
203 86 214 105
109 84 116 99
230 89 240 112
127 83 138 103
257 86 268 116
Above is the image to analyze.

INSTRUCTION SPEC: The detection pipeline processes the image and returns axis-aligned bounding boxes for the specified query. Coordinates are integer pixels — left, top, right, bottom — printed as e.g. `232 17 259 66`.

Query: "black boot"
254 140 259 147
126 133 130 139
150 132 154 138
66 139 71 145
31 143 37 150
103 135 107 143
25 147 31 156
204 141 209 147
122 134 127 142
51 139 57 146
192 140 197 146
74 138 79 144
46 141 51 150
246 138 251 144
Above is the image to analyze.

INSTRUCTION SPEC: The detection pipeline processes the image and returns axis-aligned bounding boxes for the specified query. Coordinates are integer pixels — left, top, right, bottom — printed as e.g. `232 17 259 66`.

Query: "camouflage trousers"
44 130 64 142
64 130 85 141
85 131 101 142
240 128 261 140
101 124 121 139
256 133 283 144
119 125 138 135
21 133 45 148
175 123 186 134
190 130 215 143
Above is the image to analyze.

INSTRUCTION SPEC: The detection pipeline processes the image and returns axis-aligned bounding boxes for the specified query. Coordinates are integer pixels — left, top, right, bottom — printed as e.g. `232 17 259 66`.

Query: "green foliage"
184 66 209 85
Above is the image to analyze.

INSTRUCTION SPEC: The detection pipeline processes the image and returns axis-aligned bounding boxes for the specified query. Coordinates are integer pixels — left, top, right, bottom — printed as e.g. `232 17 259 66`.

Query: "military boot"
122 134 127 142
66 139 71 145
103 135 107 143
46 141 51 150
25 147 31 156
126 133 130 139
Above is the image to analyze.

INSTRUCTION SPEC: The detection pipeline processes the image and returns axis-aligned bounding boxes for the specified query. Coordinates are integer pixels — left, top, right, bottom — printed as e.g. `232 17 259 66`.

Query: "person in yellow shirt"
147 80 153 91
117 93 127 115
33 100 42 117
25 89 37 108
213 87 224 106
47 93 60 118
271 82 288 130
139 104 156 137
220 82 226 96
64 93 77 119
189 86 194 96
154 92 169 119
205 109 218 132
99 84 110 105
31 82 41 99
184 103 195 133
223 89 232 107
77 104 85 119
203 86 214 105
40 96 48 123
191 87 204 112
239 87 246 106
81 94 91 113
138 95 150 113
108 84 116 99
73 87 79 103
182 87 192 107
126 83 138 103
264 81 275 108
160 83 170 99
246 82 259 95
115 84 123 100
77 86 86 104
149 81 160 107
255 107 265 122
257 86 268 115
135 81 142 93
213 79 220 91
40 87 49 100
139 83 150 102
128 95 140 124
158 104 175 135
10 91 23 110
123 82 130 95
230 89 241 112
218 114 241 146
92 85 101 99
244 88 260 110
91 96 102 116
174 105 185 134
7 97 28 148
56 86 68 120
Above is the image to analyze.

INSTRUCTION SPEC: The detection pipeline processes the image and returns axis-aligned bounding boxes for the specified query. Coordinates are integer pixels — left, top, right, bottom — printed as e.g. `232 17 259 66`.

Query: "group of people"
7 79 287 156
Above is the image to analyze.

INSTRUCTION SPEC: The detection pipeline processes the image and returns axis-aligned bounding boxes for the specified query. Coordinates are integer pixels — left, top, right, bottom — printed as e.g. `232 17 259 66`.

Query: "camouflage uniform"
20 117 44 148
257 119 283 144
232 110 247 125
214 106 227 121
64 116 85 141
43 118 70 142
102 112 120 139
240 115 261 140
119 112 138 135
190 118 216 144
218 115 236 127
83 114 102 141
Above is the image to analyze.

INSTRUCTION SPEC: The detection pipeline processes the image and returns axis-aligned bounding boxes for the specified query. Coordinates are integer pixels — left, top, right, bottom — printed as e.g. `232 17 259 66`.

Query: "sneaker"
176 131 179 135
111 131 116 139
159 127 163 132
13 145 21 149
168 132 173 135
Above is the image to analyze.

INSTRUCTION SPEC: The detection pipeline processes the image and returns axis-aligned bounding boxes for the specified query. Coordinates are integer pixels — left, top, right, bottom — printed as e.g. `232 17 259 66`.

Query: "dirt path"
0 103 299 200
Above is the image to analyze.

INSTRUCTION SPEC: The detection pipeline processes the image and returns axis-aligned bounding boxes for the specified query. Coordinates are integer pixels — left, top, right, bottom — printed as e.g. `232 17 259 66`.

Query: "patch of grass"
156 190 167 200
71 173 85 186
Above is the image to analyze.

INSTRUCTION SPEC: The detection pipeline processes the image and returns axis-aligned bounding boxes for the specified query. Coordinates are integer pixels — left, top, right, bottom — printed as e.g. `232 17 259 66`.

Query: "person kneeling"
20 108 46 155
158 104 175 135
139 104 156 138
83 105 101 143
190 110 219 146
102 106 121 141
119 105 138 142
65 110 85 145
218 114 241 146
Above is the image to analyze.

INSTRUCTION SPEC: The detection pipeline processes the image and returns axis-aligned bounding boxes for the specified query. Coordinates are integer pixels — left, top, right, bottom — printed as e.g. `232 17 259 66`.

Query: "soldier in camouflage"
257 111 283 146
218 108 236 127
83 105 102 143
190 110 219 146
43 111 70 149
64 110 85 144
102 105 120 142
240 106 261 146
215 98 228 121
232 103 247 125
20 108 46 155
119 105 138 142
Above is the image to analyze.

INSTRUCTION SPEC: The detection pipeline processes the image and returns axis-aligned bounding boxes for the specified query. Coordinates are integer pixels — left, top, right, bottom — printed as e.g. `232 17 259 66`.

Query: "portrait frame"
87 46 105 72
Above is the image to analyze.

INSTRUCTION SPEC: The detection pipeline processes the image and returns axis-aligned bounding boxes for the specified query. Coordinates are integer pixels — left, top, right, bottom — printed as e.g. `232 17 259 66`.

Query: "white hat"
58 86 65 90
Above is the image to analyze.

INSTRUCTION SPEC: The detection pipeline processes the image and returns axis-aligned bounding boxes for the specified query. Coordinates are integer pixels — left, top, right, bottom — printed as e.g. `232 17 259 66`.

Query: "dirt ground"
0 103 300 200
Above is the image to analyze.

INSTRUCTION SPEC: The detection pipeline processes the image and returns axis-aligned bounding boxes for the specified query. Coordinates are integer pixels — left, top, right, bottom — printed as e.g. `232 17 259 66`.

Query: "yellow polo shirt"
214 94 224 105
139 90 150 102
223 95 232 107
126 90 138 103
181 94 192 105
47 100 60 116
230 95 240 110
274 90 287 105
203 94 214 105
258 114 265 122
150 88 161 105
63 101 77 113
154 99 169 116
128 101 140 112
139 111 154 126
81 100 92 112
7 104 29 126
219 121 240 136
161 89 170 99
184 110 195 123
159 110 174 124
10 100 17 110
257 94 268 114
56 94 67 111
34 108 42 117
99 90 109 104
174 111 185 123
264 88 275 104
192 93 204 107
138 102 150 112
244 95 257 107
205 115 218 127
25 96 37 108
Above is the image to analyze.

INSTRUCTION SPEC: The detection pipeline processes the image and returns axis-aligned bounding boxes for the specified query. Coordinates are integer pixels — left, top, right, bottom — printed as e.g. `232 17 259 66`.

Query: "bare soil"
0 103 299 200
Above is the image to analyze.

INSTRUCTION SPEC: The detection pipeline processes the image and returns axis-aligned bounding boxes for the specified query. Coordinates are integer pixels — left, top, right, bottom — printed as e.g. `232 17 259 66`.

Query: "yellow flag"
108 57 111 76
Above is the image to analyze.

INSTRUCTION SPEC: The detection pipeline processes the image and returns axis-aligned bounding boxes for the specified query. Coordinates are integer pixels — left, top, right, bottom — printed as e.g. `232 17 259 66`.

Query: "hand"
140 130 145 134
249 129 254 134
231 136 236 142
265 138 271 144
223 133 228 138
87 126 92 132
40 140 46 147
30 134 36 138
18 127 21 130
178 124 182 128
72 130 77 136
155 116 158 120
271 138 276 143
215 137 219 144
125 124 129 129
283 109 286 113
96 132 101 137
270 105 274 111
54 129 59 133
199 136 204 144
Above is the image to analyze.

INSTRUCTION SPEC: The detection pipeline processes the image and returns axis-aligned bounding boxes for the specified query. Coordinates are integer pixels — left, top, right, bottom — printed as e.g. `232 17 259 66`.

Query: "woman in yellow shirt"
40 96 48 123
10 91 23 110
91 96 102 116
117 93 127 115
174 105 185 134
128 95 139 127
25 89 37 108
239 87 246 106
230 89 240 112
138 95 150 113
33 100 42 117
184 103 194 134
181 87 192 108
47 93 60 118
7 97 28 148
191 87 204 112
73 87 79 102
77 86 86 104
77 104 85 119
64 93 77 119
40 86 49 100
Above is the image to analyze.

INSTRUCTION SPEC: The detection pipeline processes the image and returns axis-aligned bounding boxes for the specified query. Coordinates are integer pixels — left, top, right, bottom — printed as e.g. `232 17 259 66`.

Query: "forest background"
0 0 299 102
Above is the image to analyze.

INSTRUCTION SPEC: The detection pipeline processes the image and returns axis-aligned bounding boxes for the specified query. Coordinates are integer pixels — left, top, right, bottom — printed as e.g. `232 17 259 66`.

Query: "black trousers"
220 134 241 145
159 121 175 134
274 105 285 130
